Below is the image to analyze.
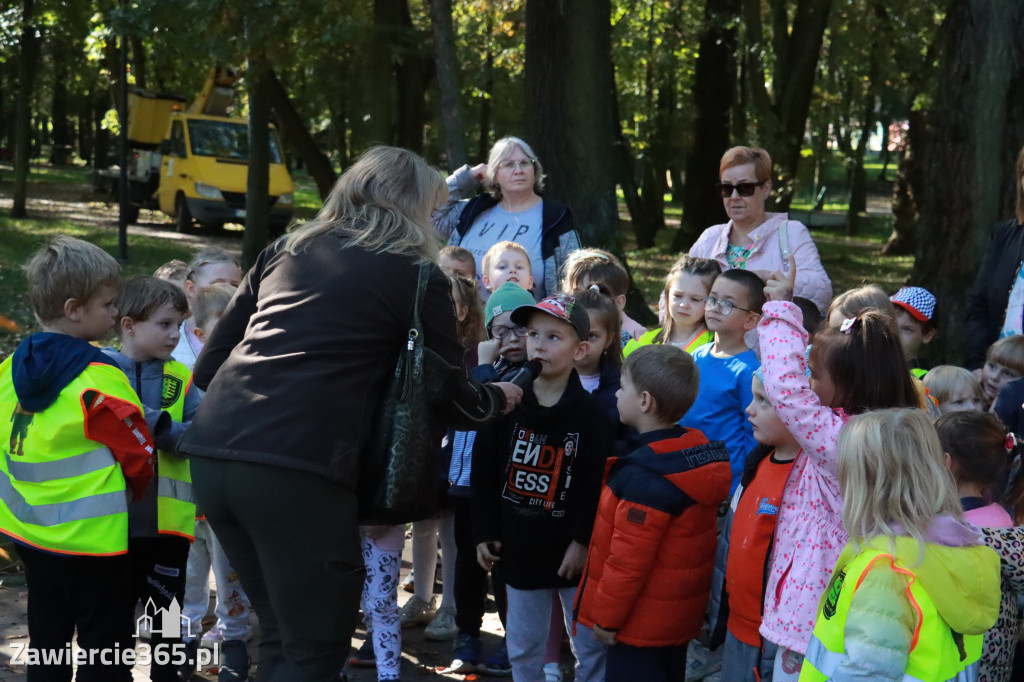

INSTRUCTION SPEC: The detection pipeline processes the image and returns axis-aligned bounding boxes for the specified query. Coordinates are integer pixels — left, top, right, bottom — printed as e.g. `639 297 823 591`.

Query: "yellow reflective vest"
0 358 148 555
622 327 713 358
156 360 195 540
800 548 981 682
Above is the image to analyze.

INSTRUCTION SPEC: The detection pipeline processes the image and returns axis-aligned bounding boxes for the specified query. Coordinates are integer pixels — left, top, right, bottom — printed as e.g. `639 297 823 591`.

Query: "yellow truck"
122 69 294 232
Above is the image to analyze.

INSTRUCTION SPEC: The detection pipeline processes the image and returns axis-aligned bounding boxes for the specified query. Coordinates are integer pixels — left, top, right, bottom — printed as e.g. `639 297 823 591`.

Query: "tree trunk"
365 0 396 145
391 0 430 153
881 149 916 255
525 0 619 251
49 41 72 166
12 0 38 218
242 56 272 271
130 35 147 90
265 67 336 201
911 0 1024 364
429 0 466 169
676 0 742 252
774 0 832 208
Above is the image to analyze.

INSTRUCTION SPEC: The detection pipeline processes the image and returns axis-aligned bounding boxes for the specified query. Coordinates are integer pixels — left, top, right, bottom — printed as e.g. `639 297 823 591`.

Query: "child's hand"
592 625 617 646
476 540 502 571
764 255 797 303
557 540 588 579
478 338 501 365
470 163 488 184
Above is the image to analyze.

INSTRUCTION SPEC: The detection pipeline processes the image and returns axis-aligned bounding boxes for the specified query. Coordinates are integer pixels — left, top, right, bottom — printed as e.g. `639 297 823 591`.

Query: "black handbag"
358 263 453 524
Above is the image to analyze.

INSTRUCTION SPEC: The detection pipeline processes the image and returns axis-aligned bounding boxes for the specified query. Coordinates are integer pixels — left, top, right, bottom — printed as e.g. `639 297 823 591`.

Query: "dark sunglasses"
715 181 766 198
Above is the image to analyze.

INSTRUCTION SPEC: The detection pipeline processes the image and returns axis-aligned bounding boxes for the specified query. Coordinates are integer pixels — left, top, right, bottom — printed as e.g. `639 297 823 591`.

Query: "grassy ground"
0 217 197 356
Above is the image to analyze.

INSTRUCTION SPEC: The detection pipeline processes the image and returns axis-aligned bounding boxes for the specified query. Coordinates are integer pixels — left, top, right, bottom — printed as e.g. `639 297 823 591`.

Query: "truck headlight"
278 192 294 206
195 183 222 200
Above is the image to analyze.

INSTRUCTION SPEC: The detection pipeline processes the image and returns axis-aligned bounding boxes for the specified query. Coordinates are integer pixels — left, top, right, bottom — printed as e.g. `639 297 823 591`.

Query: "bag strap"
779 219 790 264
398 263 432 400
411 262 430 329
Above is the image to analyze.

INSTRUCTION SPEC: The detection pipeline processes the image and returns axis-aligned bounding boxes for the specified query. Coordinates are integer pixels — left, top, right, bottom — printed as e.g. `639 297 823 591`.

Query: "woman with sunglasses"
432 136 581 301
688 145 832 314
964 144 1024 370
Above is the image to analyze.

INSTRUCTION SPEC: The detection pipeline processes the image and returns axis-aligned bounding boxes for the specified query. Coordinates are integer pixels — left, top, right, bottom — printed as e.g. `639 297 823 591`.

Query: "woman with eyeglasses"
432 136 581 301
964 144 1024 370
688 146 832 314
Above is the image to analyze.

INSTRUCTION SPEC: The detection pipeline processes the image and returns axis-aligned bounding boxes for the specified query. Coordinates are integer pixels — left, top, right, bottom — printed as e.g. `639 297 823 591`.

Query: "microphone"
506 360 542 388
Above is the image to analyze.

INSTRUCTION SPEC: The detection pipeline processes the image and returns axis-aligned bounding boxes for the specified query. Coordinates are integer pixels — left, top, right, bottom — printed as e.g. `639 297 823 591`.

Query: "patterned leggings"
360 526 405 682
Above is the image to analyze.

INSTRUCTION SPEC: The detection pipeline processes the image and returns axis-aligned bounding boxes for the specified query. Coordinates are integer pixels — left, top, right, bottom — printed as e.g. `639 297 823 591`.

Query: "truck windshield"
187 119 283 164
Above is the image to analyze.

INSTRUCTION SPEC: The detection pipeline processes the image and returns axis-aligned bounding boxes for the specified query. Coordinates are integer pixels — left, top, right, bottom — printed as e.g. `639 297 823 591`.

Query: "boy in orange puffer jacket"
575 344 732 682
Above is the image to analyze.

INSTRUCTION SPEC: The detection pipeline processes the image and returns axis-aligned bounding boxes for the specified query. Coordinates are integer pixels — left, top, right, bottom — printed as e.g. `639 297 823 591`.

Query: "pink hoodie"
688 213 832 314
757 301 849 654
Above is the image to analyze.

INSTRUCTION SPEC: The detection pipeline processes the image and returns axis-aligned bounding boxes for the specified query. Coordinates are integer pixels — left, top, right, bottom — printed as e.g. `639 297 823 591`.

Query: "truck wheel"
175 194 194 233
121 203 140 225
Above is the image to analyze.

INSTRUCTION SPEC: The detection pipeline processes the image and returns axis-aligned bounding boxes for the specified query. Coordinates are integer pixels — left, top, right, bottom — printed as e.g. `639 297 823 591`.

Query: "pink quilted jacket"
688 213 832 314
756 301 849 655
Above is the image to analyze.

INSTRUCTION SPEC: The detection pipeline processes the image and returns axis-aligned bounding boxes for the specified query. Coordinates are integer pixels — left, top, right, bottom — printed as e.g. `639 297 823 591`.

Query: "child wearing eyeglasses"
680 269 764 493
442 281 537 675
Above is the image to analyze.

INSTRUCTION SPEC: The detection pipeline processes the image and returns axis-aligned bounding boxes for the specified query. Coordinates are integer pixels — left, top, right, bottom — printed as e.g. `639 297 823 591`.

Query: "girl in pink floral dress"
758 266 920 681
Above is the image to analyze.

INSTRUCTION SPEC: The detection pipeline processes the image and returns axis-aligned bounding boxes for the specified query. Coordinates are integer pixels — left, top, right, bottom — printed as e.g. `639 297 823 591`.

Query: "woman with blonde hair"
432 136 580 301
800 408 1000 681
179 146 522 681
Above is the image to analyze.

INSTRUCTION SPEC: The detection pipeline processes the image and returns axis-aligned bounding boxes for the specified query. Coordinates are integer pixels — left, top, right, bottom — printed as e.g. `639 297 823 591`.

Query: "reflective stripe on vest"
0 360 140 555
800 548 981 682
804 637 978 682
6 447 114 483
157 361 195 539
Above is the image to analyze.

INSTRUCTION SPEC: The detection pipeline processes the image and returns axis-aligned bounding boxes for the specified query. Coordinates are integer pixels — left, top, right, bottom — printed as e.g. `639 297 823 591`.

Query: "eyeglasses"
497 159 535 172
703 296 757 316
715 181 766 198
488 324 528 339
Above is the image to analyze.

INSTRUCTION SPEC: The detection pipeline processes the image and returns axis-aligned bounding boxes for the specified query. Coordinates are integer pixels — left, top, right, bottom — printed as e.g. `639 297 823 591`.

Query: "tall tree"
12 0 39 218
525 0 618 250
429 0 466 168
912 0 1024 363
243 54 271 271
742 0 832 206
265 67 336 201
675 0 743 252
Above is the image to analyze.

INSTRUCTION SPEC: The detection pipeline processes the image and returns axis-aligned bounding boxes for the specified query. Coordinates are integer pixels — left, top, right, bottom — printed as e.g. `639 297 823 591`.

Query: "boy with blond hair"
1 236 155 679
472 294 613 682
481 241 534 297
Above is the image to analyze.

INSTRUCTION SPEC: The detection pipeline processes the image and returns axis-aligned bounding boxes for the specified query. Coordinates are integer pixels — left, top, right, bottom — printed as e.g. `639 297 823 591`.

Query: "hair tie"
839 317 856 334
1006 433 1017 453
589 283 601 292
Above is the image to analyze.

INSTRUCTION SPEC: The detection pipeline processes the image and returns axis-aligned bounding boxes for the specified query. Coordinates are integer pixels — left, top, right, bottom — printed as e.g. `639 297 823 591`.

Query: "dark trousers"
129 535 190 682
452 495 506 636
18 544 134 682
605 641 688 682
192 457 366 682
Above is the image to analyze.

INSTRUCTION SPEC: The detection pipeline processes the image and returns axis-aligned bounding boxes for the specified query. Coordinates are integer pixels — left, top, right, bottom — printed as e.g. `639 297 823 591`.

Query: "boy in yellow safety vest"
102 276 201 681
0 236 156 679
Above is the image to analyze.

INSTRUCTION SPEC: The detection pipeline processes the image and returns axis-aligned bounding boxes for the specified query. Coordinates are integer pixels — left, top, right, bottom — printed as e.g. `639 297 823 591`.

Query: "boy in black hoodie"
0 236 155 680
472 294 613 682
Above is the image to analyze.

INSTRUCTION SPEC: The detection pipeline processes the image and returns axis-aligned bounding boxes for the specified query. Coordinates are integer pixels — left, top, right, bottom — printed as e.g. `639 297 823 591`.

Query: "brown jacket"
178 233 505 486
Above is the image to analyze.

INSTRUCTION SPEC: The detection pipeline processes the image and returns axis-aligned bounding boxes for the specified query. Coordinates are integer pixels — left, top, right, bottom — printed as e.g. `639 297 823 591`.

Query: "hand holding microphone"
493 360 542 414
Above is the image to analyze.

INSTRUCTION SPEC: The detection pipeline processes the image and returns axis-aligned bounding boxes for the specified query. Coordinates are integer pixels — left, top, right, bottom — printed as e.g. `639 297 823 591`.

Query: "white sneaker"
398 595 436 628
544 662 562 682
424 606 457 641
200 628 224 649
